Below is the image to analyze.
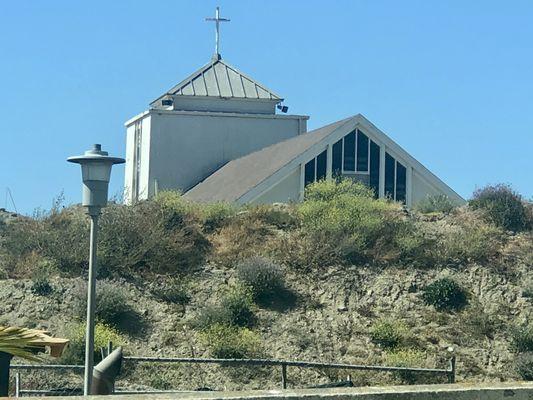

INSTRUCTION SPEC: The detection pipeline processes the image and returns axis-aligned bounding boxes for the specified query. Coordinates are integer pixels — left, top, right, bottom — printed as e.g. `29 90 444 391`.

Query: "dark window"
396 162 407 203
343 131 356 171
385 152 395 199
356 130 369 172
316 150 327 181
369 140 380 198
332 139 342 177
304 158 315 186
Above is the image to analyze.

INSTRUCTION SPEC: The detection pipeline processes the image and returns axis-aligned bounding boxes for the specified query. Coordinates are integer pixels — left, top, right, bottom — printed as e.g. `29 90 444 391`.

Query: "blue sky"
1 1 532 214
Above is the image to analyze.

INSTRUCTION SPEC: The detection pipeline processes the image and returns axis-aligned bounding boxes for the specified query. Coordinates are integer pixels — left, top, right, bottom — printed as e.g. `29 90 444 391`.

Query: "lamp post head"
67 144 125 214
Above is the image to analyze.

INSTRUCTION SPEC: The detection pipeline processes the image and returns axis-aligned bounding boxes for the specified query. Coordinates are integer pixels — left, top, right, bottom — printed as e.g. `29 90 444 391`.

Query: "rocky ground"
2 232 532 392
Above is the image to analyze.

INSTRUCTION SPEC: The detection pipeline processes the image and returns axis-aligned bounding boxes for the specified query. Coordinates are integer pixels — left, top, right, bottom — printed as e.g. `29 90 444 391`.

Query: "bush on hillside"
220 284 256 328
200 324 262 359
385 349 427 384
470 184 532 232
421 278 468 311
30 258 57 296
510 325 533 353
298 180 422 265
151 278 190 305
245 204 298 230
0 207 89 277
436 212 504 265
516 352 533 381
0 194 211 279
415 194 456 214
523 282 533 299
73 281 142 334
236 257 285 302
195 284 256 330
305 178 375 202
370 320 407 350
61 322 124 364
98 201 210 277
200 202 238 232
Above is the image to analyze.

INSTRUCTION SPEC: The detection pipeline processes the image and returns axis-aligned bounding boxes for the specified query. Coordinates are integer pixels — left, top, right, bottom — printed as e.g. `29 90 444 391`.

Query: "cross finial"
205 7 230 60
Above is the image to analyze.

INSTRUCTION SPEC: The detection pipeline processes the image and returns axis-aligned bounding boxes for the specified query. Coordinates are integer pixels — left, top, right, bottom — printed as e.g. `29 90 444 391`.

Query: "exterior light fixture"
277 104 289 113
67 144 124 395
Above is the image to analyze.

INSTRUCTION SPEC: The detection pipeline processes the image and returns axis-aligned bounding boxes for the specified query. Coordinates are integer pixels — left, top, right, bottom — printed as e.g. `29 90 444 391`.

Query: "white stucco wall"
250 167 301 204
411 170 445 205
125 109 308 202
124 114 152 204
124 124 135 203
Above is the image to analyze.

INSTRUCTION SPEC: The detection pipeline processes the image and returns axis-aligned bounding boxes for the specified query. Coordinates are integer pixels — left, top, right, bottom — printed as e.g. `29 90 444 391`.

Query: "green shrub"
438 214 504 265
30 259 57 296
522 281 533 299
195 284 256 330
370 320 406 349
516 352 533 380
98 201 210 277
200 202 238 232
0 195 211 279
151 278 190 305
298 179 419 265
236 257 285 302
470 184 532 232
73 281 141 333
305 179 375 202
510 325 533 353
220 284 256 328
200 324 262 359
246 204 298 230
1 207 89 277
421 278 468 311
61 322 124 364
385 349 427 384
31 276 53 296
194 305 231 331
416 194 456 214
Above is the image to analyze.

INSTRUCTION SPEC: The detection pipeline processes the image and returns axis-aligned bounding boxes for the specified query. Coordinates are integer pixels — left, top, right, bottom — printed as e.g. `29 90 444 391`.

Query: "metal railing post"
448 355 456 383
15 372 21 397
281 363 287 389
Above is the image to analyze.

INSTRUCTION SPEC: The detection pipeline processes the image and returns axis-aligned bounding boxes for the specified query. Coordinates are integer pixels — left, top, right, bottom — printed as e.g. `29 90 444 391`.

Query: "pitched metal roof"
183 117 355 203
152 57 282 105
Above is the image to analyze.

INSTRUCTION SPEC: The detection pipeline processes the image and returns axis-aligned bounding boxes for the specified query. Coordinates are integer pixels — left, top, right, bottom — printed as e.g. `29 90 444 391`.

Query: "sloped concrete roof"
151 57 282 106
183 117 354 203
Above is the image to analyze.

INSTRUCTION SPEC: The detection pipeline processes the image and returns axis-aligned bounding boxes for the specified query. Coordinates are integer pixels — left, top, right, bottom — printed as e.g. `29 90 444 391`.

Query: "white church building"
124 10 464 208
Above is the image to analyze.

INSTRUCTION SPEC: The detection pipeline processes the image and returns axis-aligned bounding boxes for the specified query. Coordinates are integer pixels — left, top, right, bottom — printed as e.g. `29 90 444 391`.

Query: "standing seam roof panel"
151 59 283 104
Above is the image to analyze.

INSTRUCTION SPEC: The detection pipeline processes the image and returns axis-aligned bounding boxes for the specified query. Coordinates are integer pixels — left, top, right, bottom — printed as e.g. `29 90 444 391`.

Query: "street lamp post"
67 144 124 395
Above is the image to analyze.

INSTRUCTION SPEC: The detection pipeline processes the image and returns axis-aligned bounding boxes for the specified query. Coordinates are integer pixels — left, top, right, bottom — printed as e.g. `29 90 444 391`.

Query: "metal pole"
281 363 287 389
448 355 456 384
84 213 99 395
15 372 20 397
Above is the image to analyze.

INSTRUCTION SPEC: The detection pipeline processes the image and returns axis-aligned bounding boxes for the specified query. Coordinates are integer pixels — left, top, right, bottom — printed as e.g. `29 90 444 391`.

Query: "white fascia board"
170 95 281 104
124 110 151 127
147 108 309 121
238 118 357 203
125 108 309 127
239 114 465 204
354 115 465 203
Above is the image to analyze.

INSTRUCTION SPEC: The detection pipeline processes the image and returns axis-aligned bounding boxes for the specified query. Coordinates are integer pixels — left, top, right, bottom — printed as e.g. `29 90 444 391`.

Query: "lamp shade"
67 144 125 209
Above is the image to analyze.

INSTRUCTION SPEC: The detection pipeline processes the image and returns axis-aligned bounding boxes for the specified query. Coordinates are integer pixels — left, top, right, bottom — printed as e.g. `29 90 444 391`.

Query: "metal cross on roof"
205 6 230 59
